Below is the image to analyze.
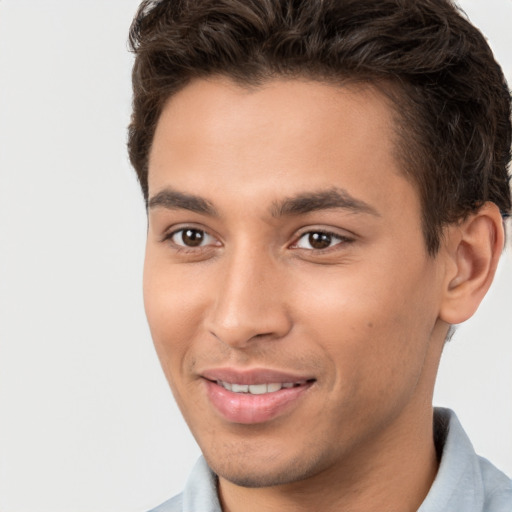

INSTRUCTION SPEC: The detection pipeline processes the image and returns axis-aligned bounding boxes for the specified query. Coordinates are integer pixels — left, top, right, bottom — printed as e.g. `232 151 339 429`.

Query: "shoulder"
148 493 183 512
478 455 512 512
146 456 221 512
420 408 512 512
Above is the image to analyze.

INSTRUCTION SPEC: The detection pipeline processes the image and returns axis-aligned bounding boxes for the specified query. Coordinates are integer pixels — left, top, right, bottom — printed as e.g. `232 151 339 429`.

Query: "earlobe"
439 202 505 325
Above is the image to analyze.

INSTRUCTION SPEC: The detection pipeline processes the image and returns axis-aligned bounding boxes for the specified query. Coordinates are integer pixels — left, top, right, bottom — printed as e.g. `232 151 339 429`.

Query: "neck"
218 405 439 512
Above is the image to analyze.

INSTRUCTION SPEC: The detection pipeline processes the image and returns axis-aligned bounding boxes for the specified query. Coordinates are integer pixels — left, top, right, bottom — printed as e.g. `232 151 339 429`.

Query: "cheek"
143 255 207 371
292 262 437 385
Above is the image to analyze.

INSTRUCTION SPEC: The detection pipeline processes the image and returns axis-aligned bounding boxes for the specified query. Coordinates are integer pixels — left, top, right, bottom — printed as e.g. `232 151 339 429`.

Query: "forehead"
148 77 417 217
151 77 396 159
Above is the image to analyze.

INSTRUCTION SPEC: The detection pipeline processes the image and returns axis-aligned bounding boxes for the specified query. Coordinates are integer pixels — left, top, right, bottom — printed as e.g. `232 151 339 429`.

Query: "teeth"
217 381 306 394
248 384 267 395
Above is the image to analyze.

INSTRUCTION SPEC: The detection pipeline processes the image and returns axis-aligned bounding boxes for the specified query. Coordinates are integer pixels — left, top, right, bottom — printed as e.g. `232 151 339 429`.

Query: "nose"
205 247 292 348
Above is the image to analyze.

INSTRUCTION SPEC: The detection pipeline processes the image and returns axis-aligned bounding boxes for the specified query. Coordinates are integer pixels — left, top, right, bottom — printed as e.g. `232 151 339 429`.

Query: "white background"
0 1 510 511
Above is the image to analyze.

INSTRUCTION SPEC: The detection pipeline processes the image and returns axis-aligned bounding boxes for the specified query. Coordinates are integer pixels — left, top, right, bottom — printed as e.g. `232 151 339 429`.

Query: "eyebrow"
148 188 218 216
147 186 379 218
271 188 380 217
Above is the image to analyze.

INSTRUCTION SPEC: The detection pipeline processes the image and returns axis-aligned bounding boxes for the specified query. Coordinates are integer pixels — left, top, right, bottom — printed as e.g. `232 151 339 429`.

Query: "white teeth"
248 384 267 395
231 383 249 393
221 381 232 391
217 381 307 394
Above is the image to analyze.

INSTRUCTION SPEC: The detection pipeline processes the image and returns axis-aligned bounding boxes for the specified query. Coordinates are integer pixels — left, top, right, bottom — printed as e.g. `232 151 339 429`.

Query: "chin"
205 446 329 489
215 465 312 489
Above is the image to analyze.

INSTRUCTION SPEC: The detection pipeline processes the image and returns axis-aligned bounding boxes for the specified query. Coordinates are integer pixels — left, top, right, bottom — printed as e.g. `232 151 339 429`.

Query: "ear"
439 202 505 325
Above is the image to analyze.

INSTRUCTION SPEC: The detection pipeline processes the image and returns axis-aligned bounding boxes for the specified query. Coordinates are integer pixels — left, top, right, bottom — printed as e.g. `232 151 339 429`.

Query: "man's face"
144 78 448 487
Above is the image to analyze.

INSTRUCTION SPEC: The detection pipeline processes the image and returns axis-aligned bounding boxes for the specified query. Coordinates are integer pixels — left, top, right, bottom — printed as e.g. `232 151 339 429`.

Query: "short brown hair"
128 0 511 254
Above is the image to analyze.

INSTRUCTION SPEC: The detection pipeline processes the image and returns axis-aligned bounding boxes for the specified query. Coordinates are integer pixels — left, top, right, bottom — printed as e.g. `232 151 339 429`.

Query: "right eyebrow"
270 187 380 218
148 188 218 216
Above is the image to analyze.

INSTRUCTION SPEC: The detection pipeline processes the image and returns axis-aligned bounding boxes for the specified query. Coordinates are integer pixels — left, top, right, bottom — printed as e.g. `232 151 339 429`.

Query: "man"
127 0 512 510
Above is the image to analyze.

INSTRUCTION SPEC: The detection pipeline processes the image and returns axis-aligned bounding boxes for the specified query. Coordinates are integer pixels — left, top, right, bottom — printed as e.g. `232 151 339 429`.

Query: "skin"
143 77 503 512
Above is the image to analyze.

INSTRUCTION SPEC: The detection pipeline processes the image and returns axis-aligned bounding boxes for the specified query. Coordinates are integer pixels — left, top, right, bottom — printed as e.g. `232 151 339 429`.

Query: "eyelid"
161 225 222 248
290 228 355 251
174 228 214 247
159 224 354 253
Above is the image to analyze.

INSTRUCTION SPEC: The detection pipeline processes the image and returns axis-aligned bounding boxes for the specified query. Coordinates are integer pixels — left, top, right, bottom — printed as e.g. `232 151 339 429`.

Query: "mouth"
214 380 311 394
201 369 316 424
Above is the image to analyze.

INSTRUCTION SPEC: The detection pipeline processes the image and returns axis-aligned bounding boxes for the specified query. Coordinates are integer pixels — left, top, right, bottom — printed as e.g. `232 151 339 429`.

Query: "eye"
294 231 349 250
168 228 217 248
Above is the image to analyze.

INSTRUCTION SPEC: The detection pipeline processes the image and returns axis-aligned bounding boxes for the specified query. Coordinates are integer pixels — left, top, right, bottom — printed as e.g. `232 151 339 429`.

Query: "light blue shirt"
150 408 512 511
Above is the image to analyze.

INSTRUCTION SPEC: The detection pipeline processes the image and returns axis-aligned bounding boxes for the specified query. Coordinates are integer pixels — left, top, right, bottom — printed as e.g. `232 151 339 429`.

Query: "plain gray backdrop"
0 1 511 511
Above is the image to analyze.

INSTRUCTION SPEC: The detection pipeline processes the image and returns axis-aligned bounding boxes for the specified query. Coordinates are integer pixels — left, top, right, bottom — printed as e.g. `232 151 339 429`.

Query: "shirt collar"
182 456 222 512
419 407 485 511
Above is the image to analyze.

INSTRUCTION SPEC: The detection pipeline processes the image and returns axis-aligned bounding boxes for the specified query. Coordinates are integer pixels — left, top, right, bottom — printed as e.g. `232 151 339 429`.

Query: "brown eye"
308 232 332 249
171 228 212 247
182 229 204 246
295 230 349 251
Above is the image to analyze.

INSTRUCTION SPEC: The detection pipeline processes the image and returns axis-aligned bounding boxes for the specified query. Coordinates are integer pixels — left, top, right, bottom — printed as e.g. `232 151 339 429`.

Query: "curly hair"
128 0 511 254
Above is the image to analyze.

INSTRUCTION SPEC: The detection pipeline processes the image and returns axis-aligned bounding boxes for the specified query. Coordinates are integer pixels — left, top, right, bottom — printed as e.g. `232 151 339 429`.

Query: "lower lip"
204 380 313 424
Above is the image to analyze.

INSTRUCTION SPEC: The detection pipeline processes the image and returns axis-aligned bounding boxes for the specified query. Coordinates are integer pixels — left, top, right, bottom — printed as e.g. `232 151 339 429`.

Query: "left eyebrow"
271 187 380 217
148 188 218 216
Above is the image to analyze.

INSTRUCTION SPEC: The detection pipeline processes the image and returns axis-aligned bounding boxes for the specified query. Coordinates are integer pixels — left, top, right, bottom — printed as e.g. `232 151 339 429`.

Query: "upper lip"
201 367 316 385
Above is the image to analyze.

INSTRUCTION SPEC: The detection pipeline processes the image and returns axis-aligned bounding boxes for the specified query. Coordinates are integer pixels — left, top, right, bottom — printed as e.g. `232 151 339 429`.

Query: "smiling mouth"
215 380 313 395
203 375 316 423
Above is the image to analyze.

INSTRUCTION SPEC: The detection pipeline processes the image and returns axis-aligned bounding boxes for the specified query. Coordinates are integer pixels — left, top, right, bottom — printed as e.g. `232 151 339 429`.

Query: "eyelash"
162 228 219 251
162 227 354 254
292 230 354 252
